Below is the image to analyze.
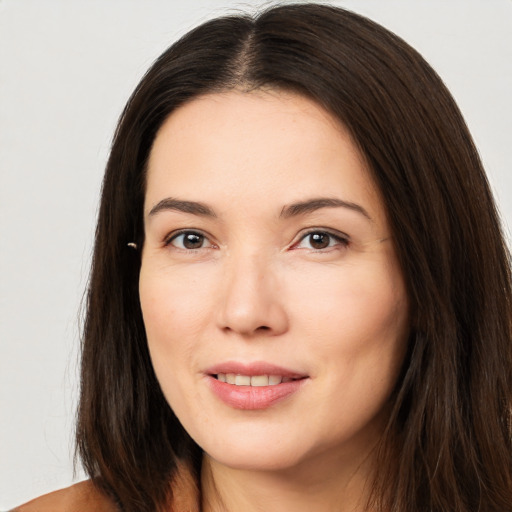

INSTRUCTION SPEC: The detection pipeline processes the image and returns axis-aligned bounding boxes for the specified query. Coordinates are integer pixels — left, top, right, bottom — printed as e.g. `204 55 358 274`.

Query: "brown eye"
169 231 208 250
309 233 330 249
295 230 349 251
183 233 204 249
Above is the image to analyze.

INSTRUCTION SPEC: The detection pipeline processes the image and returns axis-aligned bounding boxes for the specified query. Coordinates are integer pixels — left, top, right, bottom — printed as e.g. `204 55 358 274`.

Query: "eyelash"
163 228 350 253
164 230 215 251
291 229 350 252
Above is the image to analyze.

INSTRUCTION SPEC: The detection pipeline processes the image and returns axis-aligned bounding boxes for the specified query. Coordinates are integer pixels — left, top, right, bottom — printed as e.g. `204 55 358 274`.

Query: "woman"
16 3 512 511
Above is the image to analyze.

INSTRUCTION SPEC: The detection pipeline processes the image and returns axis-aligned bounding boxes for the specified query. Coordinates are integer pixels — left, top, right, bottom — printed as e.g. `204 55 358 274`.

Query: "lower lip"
207 376 307 410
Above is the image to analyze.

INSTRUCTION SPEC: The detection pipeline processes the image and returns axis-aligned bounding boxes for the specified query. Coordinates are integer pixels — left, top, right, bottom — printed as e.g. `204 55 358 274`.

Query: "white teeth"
250 375 269 387
235 375 251 386
216 373 288 386
269 375 282 385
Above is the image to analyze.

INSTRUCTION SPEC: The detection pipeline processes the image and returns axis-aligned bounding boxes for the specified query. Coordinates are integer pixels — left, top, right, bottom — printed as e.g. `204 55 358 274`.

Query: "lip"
204 361 309 410
205 361 307 379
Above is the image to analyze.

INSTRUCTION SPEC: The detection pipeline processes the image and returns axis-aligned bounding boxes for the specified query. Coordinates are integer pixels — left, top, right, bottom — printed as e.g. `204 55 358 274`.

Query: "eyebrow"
148 198 216 218
280 197 372 221
147 196 371 222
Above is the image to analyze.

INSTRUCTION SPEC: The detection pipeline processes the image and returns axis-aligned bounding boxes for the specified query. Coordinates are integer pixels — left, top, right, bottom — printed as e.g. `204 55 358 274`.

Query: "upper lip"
205 361 308 379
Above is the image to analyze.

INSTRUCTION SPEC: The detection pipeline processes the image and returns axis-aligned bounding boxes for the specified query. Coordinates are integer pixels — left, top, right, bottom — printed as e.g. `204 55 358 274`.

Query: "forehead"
145 90 385 225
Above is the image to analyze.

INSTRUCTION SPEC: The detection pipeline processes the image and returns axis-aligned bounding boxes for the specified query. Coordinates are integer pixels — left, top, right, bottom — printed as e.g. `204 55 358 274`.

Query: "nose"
216 253 289 337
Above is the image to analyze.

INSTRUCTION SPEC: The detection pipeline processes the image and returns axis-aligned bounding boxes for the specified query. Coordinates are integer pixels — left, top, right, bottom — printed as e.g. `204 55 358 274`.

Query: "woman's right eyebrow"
148 198 217 218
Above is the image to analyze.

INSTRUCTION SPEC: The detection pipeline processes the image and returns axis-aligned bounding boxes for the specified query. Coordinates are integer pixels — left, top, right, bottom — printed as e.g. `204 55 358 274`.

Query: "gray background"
1 0 511 508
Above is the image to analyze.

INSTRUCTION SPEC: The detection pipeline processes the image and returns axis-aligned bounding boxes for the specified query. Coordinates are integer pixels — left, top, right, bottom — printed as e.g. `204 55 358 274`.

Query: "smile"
215 374 296 386
206 363 308 410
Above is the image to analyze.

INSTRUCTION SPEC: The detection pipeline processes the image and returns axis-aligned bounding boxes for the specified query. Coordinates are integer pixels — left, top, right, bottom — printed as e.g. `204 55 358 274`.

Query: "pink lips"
205 361 308 410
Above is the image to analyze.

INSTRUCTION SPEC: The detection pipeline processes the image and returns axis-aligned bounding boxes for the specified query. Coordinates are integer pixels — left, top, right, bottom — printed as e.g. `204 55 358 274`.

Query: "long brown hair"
76 4 512 511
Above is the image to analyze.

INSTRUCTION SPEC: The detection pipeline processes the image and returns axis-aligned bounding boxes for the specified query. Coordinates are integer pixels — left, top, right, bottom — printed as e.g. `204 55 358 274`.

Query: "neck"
200 446 377 512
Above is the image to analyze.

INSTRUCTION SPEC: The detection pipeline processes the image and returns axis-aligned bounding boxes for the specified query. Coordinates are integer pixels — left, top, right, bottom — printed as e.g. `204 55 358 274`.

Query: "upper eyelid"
164 228 213 246
295 227 350 243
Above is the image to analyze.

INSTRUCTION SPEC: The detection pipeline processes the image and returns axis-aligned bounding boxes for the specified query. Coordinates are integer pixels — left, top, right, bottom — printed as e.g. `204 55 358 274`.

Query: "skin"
139 90 409 512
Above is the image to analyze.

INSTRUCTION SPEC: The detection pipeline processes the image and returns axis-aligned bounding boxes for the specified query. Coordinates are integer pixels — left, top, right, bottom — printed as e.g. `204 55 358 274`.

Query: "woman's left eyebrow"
280 197 372 221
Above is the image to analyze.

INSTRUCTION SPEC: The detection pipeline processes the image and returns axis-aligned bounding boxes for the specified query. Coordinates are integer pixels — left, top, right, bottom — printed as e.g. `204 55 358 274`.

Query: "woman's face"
140 90 409 474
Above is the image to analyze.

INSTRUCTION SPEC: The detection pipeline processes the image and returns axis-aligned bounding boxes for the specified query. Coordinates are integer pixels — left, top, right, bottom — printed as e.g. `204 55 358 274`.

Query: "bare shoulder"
12 480 117 512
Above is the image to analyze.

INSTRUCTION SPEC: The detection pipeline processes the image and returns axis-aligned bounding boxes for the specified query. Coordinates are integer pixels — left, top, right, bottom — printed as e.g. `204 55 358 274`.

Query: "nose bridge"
217 248 288 336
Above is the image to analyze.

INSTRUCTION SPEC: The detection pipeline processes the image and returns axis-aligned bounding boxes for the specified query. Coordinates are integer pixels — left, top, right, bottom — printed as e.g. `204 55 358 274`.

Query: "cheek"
288 256 409 413
138 265 212 402
138 274 202 438
139 264 214 345
288 258 408 344
285 260 408 439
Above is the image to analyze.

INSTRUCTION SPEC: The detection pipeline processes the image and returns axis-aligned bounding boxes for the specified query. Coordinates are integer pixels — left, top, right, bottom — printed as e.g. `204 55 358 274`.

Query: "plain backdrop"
1 0 511 508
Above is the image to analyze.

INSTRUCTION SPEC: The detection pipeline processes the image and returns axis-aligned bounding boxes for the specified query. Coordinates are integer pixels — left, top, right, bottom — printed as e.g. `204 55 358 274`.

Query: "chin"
205 444 307 472
196 421 336 475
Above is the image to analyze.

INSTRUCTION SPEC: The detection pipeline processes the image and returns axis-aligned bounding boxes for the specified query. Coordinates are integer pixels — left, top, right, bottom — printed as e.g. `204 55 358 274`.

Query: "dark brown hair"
76 4 512 511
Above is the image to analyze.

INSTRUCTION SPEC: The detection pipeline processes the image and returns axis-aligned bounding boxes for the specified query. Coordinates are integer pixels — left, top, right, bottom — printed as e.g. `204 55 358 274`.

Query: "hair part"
76 4 512 511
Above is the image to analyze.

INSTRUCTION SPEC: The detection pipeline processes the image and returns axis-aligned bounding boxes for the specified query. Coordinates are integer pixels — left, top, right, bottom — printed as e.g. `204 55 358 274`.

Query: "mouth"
205 362 309 410
213 373 301 386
